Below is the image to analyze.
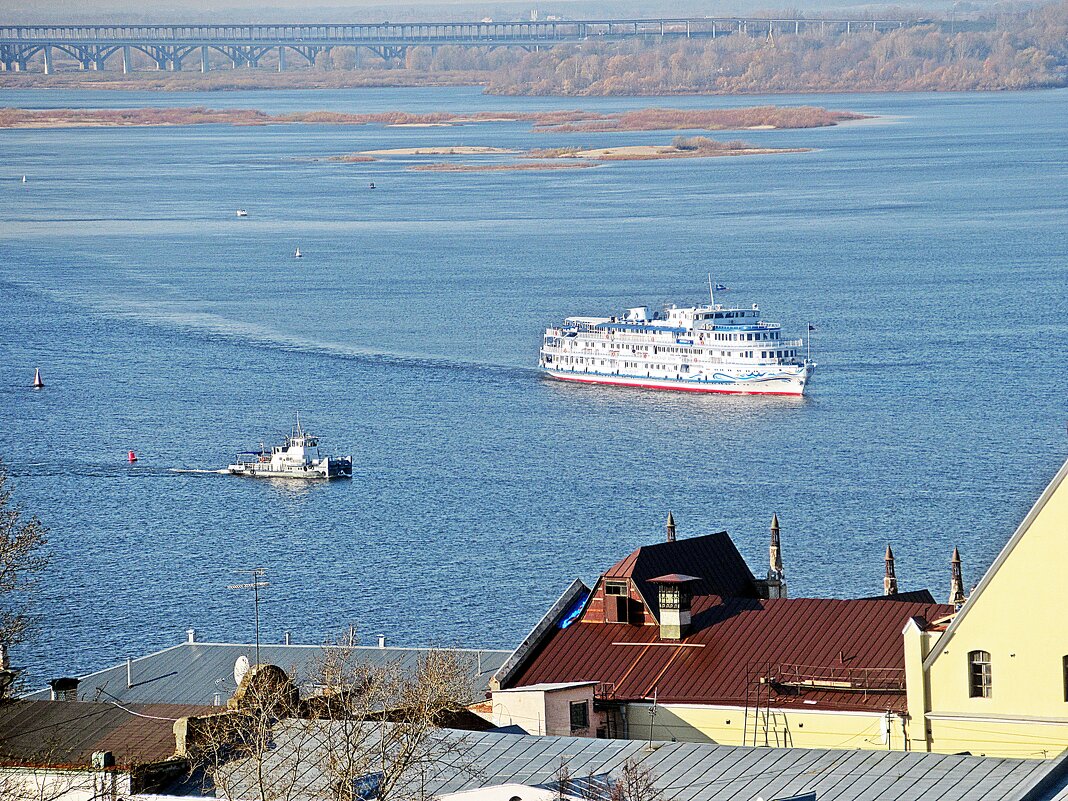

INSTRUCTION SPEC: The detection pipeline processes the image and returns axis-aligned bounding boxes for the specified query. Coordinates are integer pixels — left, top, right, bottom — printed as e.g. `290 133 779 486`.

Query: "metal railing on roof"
766 663 906 695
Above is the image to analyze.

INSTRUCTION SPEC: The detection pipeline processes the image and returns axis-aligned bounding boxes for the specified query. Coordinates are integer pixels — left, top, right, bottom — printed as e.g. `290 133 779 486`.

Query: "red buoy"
33 368 44 389
128 451 138 463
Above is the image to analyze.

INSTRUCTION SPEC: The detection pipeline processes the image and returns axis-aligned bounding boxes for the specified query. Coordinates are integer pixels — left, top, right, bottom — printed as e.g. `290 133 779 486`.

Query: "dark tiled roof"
0 700 208 769
509 595 954 712
860 589 938 603
604 532 758 618
24 643 510 708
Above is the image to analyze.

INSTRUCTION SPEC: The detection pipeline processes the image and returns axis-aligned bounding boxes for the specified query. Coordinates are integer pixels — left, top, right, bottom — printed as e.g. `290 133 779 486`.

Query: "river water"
0 86 1065 687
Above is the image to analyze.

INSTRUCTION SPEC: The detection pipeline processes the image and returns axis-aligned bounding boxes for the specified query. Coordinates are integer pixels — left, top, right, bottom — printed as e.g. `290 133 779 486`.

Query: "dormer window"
604 581 630 623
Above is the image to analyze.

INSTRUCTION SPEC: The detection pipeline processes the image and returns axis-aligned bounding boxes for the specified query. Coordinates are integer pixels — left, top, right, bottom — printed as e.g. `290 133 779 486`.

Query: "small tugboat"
228 417 352 479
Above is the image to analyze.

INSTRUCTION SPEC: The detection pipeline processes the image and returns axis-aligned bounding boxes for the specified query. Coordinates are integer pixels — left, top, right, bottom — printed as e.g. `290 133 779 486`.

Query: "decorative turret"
884 545 898 596
764 514 787 599
666 511 676 543
950 547 966 608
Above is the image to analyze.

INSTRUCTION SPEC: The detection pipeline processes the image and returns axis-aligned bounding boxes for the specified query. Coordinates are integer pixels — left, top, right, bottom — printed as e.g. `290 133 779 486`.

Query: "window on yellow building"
969 650 992 698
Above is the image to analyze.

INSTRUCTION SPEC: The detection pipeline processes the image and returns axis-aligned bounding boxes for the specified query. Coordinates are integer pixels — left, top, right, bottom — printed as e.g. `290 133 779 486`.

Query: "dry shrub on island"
537 106 866 133
671 136 752 151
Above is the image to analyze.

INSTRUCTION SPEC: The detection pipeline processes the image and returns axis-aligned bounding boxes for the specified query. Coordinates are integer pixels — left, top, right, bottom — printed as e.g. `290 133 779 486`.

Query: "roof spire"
949 547 965 608
763 514 787 599
884 545 898 596
666 511 676 543
768 514 783 579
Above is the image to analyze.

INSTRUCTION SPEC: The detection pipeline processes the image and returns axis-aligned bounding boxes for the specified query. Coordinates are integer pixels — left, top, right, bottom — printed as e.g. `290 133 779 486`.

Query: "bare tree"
0 461 49 655
185 636 480 801
607 759 663 801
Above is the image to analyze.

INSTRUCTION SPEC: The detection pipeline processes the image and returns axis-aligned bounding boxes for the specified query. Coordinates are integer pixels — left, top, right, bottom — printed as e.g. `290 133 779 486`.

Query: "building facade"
494 458 1068 757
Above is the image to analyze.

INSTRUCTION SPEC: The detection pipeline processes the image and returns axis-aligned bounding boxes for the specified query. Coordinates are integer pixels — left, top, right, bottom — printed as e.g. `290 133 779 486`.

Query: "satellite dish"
234 655 251 686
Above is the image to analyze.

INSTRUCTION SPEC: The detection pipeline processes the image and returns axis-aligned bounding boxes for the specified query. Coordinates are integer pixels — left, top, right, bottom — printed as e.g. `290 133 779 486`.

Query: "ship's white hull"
227 458 352 480
541 366 810 396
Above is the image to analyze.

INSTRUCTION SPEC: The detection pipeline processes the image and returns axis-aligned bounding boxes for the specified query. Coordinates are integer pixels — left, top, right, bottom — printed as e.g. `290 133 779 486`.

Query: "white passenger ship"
539 293 814 396
228 419 352 479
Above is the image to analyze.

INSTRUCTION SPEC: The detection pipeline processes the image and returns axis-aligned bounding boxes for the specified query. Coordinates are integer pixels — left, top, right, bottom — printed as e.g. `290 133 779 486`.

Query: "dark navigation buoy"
33 368 44 389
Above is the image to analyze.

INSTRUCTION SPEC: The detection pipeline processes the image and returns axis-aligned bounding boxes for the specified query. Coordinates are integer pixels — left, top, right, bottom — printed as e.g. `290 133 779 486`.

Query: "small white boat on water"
228 418 352 480
294 247 303 258
236 209 248 217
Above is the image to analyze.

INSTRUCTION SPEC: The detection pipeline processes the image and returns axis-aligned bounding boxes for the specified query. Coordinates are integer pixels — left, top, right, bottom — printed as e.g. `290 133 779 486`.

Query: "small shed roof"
0 699 208 769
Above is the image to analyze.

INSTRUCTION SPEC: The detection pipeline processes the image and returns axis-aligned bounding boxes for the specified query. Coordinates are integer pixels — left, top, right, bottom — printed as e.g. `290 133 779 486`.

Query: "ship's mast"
707 273 716 307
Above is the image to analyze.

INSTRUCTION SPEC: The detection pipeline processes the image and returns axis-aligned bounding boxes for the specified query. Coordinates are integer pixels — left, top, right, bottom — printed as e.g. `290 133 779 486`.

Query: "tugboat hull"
227 457 352 480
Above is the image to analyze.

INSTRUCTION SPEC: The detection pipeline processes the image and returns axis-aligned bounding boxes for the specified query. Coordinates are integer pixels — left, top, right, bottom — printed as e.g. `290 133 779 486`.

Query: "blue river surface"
0 86 1065 688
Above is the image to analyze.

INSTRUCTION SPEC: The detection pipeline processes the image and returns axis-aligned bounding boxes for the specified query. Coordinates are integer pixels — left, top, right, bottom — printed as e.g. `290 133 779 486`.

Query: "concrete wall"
0 767 130 801
624 702 903 750
492 685 601 737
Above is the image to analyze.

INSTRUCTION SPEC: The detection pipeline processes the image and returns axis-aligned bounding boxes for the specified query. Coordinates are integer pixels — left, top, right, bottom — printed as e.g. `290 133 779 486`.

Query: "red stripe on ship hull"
547 373 804 397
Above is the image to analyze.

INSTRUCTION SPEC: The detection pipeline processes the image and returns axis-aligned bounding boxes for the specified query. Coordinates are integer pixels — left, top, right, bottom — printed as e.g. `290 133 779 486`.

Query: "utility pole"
229 568 269 667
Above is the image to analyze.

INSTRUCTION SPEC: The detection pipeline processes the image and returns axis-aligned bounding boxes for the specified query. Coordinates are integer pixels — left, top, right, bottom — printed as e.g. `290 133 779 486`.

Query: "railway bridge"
0 17 919 73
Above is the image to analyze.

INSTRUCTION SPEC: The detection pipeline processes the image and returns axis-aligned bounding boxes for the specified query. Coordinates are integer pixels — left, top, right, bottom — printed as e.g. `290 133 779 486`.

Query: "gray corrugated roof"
23 642 510 708
216 724 1068 801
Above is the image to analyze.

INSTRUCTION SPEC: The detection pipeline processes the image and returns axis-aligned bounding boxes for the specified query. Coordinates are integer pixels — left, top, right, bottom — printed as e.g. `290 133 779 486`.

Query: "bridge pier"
277 45 286 72
201 45 209 72
43 45 53 74
121 45 130 74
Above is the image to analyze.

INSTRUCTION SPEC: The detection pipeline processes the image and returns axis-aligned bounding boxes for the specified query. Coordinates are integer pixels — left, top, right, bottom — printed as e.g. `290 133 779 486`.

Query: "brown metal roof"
508 595 953 712
0 700 211 769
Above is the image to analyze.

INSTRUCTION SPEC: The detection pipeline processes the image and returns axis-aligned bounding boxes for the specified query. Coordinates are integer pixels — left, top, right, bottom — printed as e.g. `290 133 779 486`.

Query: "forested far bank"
0 1 1064 95
484 2 1068 94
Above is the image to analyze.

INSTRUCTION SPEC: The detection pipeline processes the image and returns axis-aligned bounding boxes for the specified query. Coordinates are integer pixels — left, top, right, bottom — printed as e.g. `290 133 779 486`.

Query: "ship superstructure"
228 418 352 479
539 296 813 396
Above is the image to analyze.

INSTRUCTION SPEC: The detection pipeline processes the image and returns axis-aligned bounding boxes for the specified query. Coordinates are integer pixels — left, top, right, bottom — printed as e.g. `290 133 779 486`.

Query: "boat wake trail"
170 468 229 475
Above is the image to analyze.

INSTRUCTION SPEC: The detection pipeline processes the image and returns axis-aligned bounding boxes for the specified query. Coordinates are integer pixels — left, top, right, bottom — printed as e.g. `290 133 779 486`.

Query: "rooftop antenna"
707 273 716 307
228 568 269 668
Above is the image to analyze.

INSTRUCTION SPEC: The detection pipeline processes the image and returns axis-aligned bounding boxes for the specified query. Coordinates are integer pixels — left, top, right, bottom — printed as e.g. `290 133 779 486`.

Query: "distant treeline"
478 1 1068 94
3 2 1064 95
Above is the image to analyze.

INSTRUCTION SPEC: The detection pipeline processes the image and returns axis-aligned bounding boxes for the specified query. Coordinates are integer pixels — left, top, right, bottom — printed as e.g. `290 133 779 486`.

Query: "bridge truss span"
0 17 919 73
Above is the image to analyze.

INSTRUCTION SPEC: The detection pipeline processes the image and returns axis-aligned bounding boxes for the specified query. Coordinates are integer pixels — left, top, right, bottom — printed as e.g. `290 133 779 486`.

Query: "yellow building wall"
625 702 906 751
917 459 1068 758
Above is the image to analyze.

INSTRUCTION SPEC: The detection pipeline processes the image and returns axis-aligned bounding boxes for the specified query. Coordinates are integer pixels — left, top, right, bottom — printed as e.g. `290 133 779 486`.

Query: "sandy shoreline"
534 144 810 161
359 146 518 155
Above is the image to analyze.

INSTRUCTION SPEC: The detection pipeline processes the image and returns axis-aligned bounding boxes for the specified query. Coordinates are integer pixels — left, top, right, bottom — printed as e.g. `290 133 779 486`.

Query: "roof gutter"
490 578 590 692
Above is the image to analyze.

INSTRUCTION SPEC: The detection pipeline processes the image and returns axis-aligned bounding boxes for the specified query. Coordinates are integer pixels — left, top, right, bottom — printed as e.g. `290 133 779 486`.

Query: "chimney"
650 575 698 640
666 511 676 543
950 547 966 608
884 546 898 596
378 635 386 649
283 631 292 645
0 643 8 671
126 658 133 689
186 628 196 643
49 677 80 702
